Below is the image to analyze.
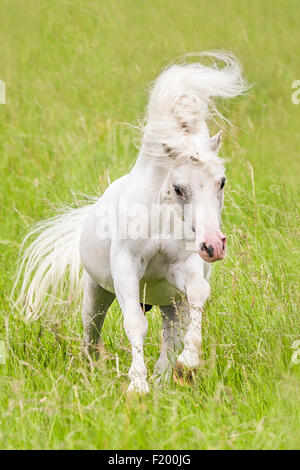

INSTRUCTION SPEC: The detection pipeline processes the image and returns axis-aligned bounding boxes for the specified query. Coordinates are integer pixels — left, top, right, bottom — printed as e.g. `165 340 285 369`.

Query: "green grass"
0 0 300 450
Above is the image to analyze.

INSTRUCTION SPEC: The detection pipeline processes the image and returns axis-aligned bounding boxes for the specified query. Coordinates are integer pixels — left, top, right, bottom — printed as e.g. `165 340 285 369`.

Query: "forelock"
192 153 225 178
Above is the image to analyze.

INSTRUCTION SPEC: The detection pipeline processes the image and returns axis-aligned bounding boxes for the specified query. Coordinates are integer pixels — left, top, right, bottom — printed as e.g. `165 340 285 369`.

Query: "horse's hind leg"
154 302 187 383
82 271 115 356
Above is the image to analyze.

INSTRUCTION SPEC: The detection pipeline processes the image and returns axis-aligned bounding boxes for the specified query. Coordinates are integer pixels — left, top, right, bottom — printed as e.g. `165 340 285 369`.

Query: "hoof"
173 362 198 386
127 378 150 394
81 340 105 360
177 350 200 369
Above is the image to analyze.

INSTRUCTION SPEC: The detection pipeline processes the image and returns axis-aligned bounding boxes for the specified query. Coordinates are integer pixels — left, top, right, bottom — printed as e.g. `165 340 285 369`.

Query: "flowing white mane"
141 50 248 166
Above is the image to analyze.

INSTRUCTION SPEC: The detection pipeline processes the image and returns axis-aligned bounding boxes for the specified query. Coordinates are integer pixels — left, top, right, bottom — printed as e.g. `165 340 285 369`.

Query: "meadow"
0 0 299 449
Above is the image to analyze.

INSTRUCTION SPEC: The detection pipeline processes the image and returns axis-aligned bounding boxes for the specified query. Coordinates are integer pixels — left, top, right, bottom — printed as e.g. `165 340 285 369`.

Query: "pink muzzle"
199 231 227 262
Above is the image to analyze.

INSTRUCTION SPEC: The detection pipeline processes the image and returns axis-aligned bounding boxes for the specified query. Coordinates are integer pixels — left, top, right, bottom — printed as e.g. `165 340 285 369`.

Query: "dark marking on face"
173 184 190 201
220 177 226 190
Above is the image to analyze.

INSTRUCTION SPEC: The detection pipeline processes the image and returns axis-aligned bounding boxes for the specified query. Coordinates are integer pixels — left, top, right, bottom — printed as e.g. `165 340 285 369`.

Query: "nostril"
200 243 214 258
221 236 227 251
206 245 214 257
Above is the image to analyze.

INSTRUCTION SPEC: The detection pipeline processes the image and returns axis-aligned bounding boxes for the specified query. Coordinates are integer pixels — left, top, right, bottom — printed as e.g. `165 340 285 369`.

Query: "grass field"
0 0 300 450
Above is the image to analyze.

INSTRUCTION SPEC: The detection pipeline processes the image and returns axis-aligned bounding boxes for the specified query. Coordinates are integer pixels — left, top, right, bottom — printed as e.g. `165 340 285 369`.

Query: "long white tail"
12 200 96 320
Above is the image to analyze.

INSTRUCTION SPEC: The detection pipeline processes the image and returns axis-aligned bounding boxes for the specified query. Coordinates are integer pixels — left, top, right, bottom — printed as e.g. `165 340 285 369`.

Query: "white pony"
13 51 248 393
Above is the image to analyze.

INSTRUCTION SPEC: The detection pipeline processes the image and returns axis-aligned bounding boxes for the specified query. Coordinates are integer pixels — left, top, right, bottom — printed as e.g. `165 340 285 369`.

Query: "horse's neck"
129 152 171 204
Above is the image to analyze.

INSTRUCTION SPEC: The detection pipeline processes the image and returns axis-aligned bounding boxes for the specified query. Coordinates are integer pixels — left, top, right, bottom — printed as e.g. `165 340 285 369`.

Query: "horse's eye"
220 177 226 190
173 185 184 198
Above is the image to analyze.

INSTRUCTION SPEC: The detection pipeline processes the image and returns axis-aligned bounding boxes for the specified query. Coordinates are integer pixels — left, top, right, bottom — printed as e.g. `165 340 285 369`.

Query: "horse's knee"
186 279 210 305
123 308 148 344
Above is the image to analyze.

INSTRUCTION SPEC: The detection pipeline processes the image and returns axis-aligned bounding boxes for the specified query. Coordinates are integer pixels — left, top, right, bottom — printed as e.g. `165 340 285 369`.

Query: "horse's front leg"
177 279 210 369
111 251 149 394
168 255 210 370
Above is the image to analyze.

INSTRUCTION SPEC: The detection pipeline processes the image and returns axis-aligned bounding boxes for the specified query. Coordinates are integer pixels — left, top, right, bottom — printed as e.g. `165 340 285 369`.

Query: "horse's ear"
209 130 223 152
